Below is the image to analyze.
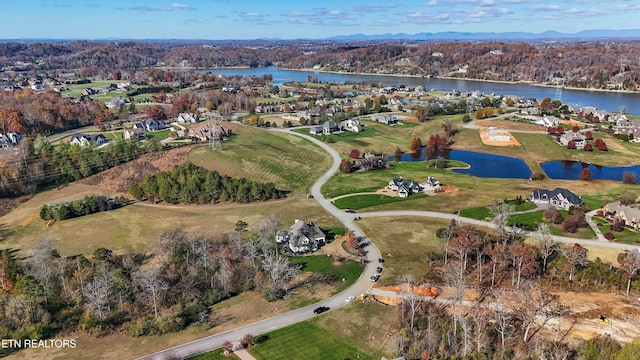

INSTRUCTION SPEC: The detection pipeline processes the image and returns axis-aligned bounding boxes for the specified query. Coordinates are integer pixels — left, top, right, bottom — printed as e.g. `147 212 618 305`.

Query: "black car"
345 209 357 213
376 267 383 273
313 306 330 314
378 258 384 263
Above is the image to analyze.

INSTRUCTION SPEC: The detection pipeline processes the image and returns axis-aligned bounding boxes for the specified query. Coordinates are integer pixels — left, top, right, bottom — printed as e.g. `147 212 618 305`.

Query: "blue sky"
3 0 640 39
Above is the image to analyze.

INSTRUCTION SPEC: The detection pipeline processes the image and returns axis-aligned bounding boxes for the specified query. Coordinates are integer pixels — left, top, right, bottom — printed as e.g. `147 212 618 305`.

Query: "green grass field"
189 349 236 360
333 193 427 210
188 126 332 195
249 321 374 360
289 255 363 293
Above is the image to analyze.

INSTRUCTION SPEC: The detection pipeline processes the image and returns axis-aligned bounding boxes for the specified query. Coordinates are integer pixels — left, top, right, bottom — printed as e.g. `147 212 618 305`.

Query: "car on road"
370 274 380 282
345 296 356 302
378 258 384 263
345 209 357 213
313 306 330 314
354 216 362 221
376 267 383 273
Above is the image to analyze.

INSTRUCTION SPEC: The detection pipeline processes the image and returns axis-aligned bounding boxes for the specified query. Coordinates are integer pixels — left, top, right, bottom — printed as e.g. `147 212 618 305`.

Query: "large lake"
207 66 640 115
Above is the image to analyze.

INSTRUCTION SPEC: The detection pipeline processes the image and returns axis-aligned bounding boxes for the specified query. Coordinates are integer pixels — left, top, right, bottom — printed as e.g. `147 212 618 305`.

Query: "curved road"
139 127 640 360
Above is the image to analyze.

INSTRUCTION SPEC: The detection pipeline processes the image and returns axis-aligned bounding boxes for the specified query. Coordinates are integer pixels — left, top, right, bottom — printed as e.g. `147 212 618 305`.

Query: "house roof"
531 188 583 206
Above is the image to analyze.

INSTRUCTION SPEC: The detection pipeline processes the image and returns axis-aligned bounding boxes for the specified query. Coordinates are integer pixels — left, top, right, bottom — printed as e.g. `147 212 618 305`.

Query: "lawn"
333 193 427 210
289 255 363 293
1 183 340 257
144 129 171 141
188 126 331 195
189 349 236 360
459 206 491 220
356 217 448 281
249 321 375 360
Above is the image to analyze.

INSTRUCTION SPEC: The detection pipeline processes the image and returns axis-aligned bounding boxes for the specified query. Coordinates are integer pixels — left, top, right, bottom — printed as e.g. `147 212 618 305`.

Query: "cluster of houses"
276 218 326 253
70 133 108 147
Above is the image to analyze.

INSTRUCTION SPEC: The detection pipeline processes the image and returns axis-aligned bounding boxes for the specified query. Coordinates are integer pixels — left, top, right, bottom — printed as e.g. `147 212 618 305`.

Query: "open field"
357 217 448 281
189 126 331 195
0 183 339 257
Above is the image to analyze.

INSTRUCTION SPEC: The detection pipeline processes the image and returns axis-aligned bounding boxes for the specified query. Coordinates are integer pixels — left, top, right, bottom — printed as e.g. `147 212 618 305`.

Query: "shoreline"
274 66 639 95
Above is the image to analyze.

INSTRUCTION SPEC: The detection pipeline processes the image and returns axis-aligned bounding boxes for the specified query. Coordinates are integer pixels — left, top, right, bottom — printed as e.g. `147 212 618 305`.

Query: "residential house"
322 120 341 135
177 112 200 124
370 114 398 125
133 118 167 132
530 188 583 210
276 219 326 253
123 128 145 141
388 177 421 198
0 132 22 147
187 122 229 141
533 115 560 128
106 97 126 110
222 85 240 92
70 133 108 147
355 152 388 171
559 130 586 149
341 119 364 133
424 176 441 191
309 126 323 135
601 201 640 231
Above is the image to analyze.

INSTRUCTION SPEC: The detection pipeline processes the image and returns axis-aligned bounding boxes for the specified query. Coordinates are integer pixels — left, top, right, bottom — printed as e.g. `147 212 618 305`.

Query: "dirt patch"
80 146 193 193
478 128 522 147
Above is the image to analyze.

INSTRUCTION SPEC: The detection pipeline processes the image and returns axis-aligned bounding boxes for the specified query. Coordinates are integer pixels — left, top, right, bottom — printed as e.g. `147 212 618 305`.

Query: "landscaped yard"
189 126 331 194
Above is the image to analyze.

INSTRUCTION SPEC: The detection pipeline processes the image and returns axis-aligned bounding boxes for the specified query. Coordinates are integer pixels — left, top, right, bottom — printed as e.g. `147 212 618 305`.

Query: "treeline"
0 138 165 197
0 215 303 352
39 195 130 221
128 163 284 204
0 90 111 135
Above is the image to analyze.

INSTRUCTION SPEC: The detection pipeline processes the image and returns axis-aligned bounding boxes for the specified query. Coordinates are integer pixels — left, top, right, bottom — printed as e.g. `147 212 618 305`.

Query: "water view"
392 149 532 179
207 66 640 115
541 160 640 181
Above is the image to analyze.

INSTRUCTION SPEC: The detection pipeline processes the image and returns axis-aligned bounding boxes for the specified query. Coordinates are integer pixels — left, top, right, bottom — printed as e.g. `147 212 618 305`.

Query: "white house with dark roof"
70 133 108 147
133 118 168 132
389 177 421 198
530 188 583 210
276 219 326 253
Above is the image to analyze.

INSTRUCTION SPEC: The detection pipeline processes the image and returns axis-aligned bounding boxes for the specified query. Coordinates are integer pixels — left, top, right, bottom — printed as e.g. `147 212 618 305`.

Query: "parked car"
378 258 384 263
313 306 330 314
345 296 356 302
376 267 383 273
369 274 380 282
354 216 362 221
345 209 357 213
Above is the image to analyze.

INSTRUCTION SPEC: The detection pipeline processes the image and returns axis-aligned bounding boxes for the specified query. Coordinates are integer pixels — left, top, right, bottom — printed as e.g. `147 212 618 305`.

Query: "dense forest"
3 40 640 90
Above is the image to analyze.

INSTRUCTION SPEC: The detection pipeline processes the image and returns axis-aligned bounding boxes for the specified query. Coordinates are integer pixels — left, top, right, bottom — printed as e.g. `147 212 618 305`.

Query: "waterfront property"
602 201 640 231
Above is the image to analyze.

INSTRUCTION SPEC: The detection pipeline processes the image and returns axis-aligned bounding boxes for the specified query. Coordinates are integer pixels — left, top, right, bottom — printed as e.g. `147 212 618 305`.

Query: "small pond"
391 149 532 179
541 160 640 181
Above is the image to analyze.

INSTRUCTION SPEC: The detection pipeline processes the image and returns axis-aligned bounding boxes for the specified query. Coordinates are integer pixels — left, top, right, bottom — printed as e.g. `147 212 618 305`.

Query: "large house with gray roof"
276 219 326 253
530 188 583 210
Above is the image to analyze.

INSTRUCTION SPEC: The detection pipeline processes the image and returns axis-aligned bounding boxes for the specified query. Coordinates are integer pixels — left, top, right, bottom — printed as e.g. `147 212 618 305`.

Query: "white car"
345 296 356 302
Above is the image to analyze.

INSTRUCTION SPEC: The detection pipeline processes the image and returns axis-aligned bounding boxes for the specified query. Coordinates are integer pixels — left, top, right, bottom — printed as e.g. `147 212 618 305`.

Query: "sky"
3 0 640 40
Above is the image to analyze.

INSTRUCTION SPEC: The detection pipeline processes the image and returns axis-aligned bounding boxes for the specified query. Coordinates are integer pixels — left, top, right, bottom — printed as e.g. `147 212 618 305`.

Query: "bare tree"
261 255 300 296
518 282 557 343
469 305 490 354
83 264 114 321
486 242 507 288
134 268 168 319
535 223 558 274
509 242 537 290
561 243 588 281
440 219 457 265
492 292 514 351
155 228 186 265
24 236 56 302
490 202 515 244
397 275 423 334
618 250 640 295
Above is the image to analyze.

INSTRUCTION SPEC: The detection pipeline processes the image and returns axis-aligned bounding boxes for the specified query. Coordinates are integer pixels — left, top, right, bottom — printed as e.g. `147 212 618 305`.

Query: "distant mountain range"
326 29 640 41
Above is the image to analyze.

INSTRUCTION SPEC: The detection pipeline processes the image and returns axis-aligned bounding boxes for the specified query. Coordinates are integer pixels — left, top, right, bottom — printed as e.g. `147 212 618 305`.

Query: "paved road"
138 127 640 360
138 129 382 360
